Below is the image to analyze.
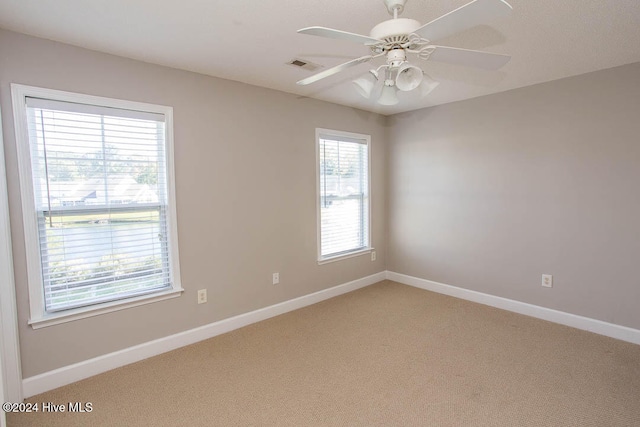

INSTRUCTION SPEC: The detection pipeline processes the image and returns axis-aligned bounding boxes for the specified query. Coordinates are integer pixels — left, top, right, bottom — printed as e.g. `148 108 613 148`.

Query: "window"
316 128 371 262
12 85 182 328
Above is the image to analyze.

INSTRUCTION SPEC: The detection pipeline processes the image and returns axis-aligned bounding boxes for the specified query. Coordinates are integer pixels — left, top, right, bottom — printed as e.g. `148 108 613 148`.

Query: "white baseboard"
22 271 386 398
23 270 640 398
386 271 640 346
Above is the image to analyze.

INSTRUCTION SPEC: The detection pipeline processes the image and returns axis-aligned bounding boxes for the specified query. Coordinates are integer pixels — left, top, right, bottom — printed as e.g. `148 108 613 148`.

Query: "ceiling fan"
296 0 513 105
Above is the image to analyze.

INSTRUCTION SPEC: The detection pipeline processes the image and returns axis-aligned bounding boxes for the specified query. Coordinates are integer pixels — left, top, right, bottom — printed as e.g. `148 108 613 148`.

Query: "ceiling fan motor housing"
386 49 407 68
370 18 422 43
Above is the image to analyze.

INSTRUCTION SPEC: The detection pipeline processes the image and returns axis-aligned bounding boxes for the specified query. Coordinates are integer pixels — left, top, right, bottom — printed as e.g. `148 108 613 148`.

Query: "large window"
316 128 371 262
12 85 182 327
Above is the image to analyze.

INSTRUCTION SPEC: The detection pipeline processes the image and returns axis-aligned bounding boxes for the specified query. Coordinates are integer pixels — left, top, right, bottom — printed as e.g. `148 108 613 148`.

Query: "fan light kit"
296 0 513 106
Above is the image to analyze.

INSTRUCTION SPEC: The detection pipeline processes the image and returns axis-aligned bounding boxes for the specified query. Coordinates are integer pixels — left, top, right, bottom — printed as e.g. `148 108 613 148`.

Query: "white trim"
13 84 173 118
22 271 386 397
11 85 43 323
10 83 182 327
24 269 638 398
0 348 5 427
29 288 184 329
386 271 640 346
0 105 24 402
315 128 372 262
317 247 374 265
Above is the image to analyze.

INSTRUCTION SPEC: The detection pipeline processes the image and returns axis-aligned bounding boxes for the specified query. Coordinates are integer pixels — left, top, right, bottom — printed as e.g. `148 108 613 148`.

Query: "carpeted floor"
7 280 640 426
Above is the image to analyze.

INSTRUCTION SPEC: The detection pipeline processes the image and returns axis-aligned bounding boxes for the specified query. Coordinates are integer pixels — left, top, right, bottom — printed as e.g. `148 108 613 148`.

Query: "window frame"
315 128 373 264
11 84 183 329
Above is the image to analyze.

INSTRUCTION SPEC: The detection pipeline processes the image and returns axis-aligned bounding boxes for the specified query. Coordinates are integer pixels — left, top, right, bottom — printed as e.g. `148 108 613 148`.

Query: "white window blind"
318 131 370 260
25 96 173 312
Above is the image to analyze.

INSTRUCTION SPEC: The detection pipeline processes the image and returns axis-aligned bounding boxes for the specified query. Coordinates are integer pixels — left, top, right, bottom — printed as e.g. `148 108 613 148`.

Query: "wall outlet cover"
197 289 207 304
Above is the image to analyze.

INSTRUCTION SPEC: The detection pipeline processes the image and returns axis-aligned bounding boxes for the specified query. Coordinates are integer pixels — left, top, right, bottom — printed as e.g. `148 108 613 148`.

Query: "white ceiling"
1 0 639 115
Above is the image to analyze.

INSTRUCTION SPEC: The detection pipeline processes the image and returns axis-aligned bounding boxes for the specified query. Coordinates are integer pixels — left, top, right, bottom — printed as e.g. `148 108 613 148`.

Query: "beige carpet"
8 280 640 426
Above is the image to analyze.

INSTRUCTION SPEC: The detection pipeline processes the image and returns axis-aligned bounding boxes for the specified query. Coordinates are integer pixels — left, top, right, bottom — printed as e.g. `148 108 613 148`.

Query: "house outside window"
316 128 372 263
12 84 182 328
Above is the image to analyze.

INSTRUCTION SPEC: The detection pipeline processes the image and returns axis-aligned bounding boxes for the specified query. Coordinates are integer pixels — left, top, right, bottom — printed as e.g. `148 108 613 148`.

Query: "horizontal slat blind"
319 134 369 258
26 100 172 312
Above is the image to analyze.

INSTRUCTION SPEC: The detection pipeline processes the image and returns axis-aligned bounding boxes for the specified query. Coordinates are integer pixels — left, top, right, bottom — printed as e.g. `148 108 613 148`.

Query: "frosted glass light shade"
378 84 399 105
396 64 423 91
352 74 376 99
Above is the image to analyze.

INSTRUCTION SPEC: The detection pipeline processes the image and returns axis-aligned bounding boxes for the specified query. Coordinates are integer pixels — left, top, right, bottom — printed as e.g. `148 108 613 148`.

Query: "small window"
12 85 182 327
316 128 371 262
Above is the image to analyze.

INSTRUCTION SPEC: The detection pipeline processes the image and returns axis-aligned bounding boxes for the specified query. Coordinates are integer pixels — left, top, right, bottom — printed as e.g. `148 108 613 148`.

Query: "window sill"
28 287 184 329
318 248 374 265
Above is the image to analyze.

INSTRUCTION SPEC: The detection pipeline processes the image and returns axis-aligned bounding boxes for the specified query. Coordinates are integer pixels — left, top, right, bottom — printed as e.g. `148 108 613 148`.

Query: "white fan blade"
298 26 382 45
427 46 510 70
297 55 375 85
415 0 512 42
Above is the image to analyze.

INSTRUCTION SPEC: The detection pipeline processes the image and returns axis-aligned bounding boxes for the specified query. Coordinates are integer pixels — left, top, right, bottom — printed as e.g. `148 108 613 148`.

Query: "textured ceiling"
0 0 639 115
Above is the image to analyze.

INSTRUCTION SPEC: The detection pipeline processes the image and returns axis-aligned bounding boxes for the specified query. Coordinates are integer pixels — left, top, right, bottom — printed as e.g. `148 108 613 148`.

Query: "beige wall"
0 29 387 377
388 62 640 330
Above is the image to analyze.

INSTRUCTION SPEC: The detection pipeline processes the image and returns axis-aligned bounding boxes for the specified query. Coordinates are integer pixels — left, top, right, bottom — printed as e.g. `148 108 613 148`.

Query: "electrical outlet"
197 289 207 304
371 251 377 261
272 272 280 285
542 274 553 288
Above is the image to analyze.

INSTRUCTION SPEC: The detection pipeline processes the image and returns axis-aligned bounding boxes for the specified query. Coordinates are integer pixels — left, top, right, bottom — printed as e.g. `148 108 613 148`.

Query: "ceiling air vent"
287 59 322 72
